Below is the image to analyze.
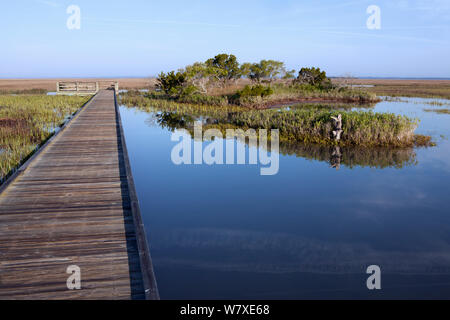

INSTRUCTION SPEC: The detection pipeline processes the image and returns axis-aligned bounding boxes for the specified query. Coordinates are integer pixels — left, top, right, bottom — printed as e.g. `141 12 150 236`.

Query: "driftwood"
330 146 342 170
331 114 343 141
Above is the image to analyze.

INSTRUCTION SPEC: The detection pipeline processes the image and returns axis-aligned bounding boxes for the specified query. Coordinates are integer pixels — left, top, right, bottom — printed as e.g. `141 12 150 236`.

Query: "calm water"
120 97 450 299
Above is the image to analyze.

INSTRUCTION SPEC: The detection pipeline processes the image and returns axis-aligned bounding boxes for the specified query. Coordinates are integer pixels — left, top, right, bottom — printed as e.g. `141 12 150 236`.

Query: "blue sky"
1 0 449 78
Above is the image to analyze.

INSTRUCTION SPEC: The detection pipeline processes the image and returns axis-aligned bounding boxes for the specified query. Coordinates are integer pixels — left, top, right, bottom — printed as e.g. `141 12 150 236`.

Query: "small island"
121 53 432 148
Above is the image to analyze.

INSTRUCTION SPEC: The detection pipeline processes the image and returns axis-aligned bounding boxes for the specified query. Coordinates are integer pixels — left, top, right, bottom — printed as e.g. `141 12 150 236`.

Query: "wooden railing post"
56 82 60 93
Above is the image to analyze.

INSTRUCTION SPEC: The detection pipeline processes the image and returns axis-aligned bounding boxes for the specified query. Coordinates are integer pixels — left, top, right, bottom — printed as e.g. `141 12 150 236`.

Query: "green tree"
184 62 224 94
239 62 253 78
247 63 265 83
261 60 285 83
296 67 330 87
156 71 187 96
283 69 296 79
205 53 241 86
243 60 286 83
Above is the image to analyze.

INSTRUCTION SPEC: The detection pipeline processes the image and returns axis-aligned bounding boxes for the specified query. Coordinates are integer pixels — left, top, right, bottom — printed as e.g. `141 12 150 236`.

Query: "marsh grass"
414 134 436 146
285 102 375 111
0 94 90 182
170 123 418 169
364 84 450 100
121 92 424 147
382 97 410 103
220 108 419 147
422 100 450 107
383 96 450 107
424 108 450 114
228 84 380 107
268 83 379 102
0 89 48 95
144 90 230 107
124 82 380 110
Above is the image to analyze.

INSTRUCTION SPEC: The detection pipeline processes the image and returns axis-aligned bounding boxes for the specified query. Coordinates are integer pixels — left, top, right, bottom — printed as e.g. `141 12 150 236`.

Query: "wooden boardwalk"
0 90 158 300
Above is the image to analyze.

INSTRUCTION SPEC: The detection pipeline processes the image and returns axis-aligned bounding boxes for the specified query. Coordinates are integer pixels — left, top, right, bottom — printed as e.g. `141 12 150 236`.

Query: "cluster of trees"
156 53 331 96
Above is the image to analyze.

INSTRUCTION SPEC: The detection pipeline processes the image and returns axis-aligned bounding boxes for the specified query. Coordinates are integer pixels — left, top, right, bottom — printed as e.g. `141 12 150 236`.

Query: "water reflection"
119 96 450 299
151 227 450 275
278 141 416 169
151 111 417 170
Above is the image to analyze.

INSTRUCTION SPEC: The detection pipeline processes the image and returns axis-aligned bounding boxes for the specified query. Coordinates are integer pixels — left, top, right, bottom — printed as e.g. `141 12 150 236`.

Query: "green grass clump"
0 94 90 182
414 134 436 147
225 108 418 147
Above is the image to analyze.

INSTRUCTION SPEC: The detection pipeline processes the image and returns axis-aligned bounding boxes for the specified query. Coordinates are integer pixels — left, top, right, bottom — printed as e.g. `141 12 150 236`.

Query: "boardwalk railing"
56 81 119 95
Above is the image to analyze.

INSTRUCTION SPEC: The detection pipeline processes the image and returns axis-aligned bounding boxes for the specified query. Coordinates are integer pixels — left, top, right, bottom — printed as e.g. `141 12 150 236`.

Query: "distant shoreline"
1 76 449 80
333 77 450 80
0 78 157 91
1 78 450 100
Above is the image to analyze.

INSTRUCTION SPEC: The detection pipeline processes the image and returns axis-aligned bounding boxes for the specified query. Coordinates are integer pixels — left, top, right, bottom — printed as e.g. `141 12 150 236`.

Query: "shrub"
294 67 333 89
156 71 187 96
236 85 274 98
228 85 274 106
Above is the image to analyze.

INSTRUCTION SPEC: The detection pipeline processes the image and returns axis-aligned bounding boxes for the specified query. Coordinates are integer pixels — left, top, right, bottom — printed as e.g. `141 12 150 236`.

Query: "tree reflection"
149 111 417 169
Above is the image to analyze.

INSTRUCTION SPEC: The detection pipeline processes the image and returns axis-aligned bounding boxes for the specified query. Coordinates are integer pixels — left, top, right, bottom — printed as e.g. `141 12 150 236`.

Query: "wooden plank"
0 90 157 300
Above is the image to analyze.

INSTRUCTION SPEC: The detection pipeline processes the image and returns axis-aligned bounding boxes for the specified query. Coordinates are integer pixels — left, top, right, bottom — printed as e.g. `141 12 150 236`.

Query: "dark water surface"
120 97 450 299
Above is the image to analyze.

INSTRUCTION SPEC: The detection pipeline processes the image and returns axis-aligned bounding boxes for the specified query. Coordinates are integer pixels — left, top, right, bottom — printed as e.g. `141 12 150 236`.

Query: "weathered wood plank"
0 90 157 300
